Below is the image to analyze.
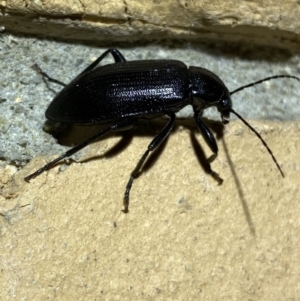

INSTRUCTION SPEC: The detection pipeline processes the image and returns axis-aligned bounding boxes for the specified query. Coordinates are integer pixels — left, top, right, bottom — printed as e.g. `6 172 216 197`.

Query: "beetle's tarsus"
211 171 223 185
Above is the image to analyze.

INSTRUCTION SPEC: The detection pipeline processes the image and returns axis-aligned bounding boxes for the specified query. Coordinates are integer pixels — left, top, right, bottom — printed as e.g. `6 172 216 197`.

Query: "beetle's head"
189 66 232 123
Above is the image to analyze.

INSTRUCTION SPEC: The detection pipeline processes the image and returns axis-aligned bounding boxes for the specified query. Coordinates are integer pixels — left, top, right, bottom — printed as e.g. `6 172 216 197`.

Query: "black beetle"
25 48 300 212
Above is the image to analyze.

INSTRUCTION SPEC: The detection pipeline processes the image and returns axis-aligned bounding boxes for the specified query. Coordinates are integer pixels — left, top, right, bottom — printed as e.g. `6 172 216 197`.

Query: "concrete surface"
3 0 300 49
1 120 300 300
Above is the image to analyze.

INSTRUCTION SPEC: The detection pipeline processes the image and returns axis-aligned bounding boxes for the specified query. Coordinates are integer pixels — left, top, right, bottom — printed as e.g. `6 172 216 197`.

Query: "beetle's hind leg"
123 113 176 213
24 119 137 182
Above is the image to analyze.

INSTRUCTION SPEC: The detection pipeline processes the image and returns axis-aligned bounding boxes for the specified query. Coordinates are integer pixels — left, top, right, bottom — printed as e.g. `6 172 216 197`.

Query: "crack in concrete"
0 5 6 18
123 0 131 26
176 0 187 9
77 0 86 15
22 0 28 8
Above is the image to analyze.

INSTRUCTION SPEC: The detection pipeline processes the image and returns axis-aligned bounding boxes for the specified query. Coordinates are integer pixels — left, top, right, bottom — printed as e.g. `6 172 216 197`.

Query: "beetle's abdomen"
46 60 190 124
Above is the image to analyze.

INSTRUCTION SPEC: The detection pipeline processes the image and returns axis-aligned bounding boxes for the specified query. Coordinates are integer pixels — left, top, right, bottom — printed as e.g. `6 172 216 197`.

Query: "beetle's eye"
220 97 228 107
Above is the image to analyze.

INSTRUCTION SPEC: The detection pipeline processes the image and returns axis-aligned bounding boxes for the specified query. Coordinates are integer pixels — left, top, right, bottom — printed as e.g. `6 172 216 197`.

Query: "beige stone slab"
1 120 300 300
1 0 300 49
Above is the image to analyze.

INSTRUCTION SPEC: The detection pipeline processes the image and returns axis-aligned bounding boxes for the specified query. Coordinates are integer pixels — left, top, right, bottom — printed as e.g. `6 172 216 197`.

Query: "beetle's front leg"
123 113 176 213
194 112 218 163
194 112 223 184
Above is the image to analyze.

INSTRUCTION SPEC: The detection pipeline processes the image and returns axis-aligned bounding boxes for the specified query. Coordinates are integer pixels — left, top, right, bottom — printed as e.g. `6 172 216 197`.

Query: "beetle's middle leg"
80 48 126 75
32 64 67 88
123 113 176 213
33 49 127 88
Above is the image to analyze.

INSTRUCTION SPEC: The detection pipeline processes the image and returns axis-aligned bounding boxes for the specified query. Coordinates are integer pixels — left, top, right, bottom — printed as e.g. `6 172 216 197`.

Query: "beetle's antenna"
230 108 284 178
230 75 300 95
229 74 300 177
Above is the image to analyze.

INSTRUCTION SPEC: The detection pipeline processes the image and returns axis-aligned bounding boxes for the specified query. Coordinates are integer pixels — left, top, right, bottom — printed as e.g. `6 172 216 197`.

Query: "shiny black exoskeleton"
25 48 300 212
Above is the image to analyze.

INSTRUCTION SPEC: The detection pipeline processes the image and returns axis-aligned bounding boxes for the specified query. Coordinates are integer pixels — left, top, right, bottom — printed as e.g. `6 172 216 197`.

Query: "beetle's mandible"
25 48 300 212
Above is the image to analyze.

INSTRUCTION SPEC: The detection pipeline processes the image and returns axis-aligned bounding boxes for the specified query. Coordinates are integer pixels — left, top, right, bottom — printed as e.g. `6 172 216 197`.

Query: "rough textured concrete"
2 0 300 49
1 121 300 300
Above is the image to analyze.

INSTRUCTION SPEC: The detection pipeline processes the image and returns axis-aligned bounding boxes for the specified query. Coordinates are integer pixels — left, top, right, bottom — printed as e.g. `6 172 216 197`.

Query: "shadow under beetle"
25 48 300 213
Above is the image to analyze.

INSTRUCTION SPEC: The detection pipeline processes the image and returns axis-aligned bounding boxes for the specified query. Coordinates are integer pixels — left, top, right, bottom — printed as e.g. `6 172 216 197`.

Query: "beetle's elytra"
25 48 300 212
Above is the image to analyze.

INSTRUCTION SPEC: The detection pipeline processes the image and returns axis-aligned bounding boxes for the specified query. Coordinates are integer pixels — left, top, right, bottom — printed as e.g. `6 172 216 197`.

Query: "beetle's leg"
123 113 176 213
194 112 218 163
32 64 67 87
80 49 126 75
33 49 126 88
24 120 136 182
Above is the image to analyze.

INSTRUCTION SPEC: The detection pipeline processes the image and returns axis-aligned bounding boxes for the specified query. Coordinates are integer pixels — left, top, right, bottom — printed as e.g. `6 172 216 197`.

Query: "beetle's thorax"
189 66 232 116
